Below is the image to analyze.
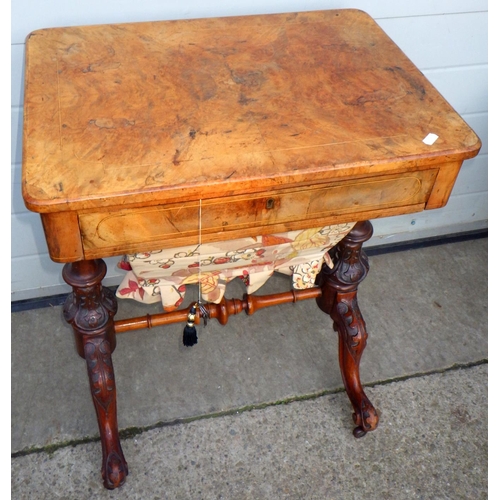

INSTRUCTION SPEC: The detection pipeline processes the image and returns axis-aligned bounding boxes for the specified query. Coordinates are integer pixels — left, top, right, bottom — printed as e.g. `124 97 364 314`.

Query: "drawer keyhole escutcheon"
266 198 275 209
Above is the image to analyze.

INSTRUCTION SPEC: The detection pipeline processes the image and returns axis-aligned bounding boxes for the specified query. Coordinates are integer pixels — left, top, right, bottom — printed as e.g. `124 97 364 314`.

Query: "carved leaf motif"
64 285 117 331
333 247 369 286
335 295 367 359
84 340 115 413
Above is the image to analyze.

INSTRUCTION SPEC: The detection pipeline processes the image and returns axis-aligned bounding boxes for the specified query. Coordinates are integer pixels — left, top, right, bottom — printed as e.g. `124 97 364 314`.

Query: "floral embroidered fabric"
116 223 355 311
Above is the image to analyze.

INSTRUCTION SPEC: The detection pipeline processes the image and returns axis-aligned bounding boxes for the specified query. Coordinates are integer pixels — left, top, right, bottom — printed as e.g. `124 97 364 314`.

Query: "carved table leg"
62 259 128 489
317 221 379 438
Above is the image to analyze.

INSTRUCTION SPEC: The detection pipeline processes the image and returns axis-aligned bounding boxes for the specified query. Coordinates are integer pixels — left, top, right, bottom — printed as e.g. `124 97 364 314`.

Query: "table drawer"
79 169 438 257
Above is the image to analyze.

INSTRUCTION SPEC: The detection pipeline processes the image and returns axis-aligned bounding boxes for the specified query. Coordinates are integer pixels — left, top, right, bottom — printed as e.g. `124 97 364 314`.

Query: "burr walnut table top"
22 9 481 262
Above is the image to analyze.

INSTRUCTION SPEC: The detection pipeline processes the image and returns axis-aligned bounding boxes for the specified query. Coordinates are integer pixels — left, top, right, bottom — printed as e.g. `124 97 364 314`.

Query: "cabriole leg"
317 221 379 437
62 259 128 489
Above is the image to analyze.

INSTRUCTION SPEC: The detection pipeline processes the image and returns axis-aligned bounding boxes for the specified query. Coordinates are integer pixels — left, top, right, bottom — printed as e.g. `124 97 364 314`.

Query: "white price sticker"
423 133 439 145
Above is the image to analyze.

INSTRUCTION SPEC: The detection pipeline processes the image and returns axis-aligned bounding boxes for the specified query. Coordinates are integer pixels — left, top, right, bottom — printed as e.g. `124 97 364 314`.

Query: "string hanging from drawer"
183 199 209 346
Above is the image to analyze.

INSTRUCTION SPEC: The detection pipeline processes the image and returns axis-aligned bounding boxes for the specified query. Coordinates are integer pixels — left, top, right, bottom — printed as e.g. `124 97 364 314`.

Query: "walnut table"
22 9 481 489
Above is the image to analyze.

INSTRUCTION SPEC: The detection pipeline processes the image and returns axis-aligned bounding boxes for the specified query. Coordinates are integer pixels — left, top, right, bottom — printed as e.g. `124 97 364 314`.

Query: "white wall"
11 0 488 301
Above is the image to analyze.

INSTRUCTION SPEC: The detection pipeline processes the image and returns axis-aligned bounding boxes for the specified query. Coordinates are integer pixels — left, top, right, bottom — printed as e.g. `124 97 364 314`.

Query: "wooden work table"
22 9 481 489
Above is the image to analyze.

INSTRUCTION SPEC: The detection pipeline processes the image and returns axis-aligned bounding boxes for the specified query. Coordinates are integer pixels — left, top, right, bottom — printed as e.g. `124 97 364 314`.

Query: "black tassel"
183 306 198 346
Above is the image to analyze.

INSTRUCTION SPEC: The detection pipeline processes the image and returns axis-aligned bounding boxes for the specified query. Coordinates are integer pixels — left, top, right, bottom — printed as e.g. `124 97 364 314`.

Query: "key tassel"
183 306 198 347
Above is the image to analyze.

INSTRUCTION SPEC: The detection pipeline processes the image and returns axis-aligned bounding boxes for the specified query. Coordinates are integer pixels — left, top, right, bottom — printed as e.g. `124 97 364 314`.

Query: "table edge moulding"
21 8 481 489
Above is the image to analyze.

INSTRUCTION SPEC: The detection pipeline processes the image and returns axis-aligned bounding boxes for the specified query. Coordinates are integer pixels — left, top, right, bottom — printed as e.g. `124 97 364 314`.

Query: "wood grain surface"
22 9 481 261
22 9 480 213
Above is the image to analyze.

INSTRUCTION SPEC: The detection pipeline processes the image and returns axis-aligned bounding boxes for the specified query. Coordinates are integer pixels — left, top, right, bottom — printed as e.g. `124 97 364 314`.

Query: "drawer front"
79 169 438 257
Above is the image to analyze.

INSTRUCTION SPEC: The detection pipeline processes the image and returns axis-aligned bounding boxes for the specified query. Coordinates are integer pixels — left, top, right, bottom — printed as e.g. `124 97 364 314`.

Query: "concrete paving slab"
11 364 487 499
11 238 487 453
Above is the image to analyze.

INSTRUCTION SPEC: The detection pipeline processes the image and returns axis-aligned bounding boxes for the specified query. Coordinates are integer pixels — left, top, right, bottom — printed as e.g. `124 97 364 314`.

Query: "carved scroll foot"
334 292 379 437
317 221 379 436
63 259 128 489
83 335 128 489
